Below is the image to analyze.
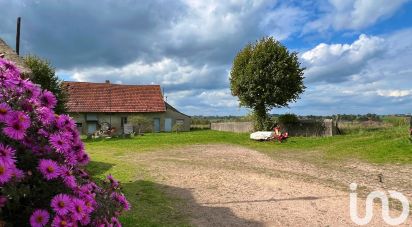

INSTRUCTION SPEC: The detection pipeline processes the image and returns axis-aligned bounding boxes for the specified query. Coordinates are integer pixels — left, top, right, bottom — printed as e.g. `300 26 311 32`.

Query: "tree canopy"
23 55 67 114
230 37 305 130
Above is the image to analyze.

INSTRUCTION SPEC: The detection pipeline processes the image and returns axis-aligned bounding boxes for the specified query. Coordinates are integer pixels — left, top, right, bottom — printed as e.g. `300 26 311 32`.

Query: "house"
0 38 31 76
63 81 191 134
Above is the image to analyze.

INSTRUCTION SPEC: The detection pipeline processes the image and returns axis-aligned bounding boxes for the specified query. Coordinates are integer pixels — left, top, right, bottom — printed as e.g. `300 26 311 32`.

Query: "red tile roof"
63 81 166 113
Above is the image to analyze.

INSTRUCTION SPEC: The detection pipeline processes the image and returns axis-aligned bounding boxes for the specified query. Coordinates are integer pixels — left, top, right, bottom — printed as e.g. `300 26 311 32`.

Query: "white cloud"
301 34 384 82
61 58 226 90
306 0 409 32
289 29 412 115
166 88 244 116
198 90 238 108
259 5 308 40
377 90 412 97
167 0 307 48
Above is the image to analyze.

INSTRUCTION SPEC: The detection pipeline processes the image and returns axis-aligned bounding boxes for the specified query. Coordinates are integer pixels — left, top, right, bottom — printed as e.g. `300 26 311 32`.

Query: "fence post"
410 116 412 128
409 116 412 136
323 119 333 137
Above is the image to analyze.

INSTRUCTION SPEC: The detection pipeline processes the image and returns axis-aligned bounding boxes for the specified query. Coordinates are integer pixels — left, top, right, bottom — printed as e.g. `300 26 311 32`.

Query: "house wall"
69 110 190 135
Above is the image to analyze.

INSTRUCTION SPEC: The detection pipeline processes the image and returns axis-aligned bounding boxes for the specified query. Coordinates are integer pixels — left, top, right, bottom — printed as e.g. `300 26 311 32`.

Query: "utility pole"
16 17 21 55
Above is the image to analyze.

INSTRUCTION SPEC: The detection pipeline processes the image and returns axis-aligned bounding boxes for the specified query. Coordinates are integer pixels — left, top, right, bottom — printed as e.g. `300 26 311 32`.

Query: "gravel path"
131 144 412 227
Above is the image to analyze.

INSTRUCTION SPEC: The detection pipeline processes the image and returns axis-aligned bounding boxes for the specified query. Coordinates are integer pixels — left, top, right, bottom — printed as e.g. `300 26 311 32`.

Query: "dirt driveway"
132 144 412 226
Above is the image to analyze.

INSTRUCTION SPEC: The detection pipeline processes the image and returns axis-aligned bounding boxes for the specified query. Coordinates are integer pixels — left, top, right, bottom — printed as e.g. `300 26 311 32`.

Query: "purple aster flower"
83 197 96 213
3 121 26 140
49 133 71 153
64 175 77 189
111 192 131 211
58 166 77 189
51 215 73 227
72 140 84 154
38 159 60 180
36 107 55 125
78 184 95 199
11 166 25 181
51 194 73 216
40 90 57 109
77 152 90 165
70 129 80 140
71 198 87 221
0 196 7 208
82 182 101 194
29 209 49 227
3 111 30 140
21 99 35 112
0 160 13 184
43 145 53 153
56 115 75 130
37 128 50 138
62 152 78 166
0 102 11 122
107 174 120 188
0 143 16 165
3 115 30 141
111 217 122 227
0 59 19 77
79 214 91 225
3 77 21 91
6 110 30 128
22 137 36 149
22 80 41 99
78 169 90 179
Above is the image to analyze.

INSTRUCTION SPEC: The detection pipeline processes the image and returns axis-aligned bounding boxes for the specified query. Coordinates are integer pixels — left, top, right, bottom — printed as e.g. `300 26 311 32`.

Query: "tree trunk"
253 105 269 131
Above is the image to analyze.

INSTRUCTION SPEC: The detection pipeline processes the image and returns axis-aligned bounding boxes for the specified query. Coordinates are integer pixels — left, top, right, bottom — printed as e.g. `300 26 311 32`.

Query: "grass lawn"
84 125 412 226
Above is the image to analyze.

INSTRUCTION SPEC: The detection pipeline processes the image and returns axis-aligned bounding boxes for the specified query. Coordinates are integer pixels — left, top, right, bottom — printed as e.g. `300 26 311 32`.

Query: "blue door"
165 118 172 132
153 118 160 132
87 122 97 134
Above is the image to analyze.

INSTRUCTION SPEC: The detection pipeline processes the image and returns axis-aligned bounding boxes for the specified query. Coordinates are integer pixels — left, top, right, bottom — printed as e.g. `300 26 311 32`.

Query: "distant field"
84 121 411 226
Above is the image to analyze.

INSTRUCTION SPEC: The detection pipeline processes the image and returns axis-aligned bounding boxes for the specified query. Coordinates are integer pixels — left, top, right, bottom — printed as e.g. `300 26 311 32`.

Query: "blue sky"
1 0 412 116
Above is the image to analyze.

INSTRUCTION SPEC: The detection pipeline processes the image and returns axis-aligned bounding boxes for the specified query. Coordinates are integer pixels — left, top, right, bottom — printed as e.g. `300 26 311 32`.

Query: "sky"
1 0 412 116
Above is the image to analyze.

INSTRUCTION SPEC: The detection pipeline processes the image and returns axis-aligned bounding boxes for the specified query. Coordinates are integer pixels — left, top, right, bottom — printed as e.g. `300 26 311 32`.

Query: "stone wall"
211 119 336 136
211 122 253 133
280 119 336 137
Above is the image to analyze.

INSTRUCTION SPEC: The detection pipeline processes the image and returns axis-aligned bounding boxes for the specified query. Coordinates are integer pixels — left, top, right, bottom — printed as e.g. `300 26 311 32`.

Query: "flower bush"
0 59 129 226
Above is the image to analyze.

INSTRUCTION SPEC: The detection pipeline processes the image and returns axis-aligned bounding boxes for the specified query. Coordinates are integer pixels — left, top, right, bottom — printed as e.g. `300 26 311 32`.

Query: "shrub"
129 116 152 134
278 113 299 124
0 59 129 226
172 123 184 133
382 116 409 127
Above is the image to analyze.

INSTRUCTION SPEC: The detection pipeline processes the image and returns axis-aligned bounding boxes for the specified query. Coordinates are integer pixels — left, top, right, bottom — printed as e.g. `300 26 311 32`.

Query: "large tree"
230 37 305 130
23 55 67 114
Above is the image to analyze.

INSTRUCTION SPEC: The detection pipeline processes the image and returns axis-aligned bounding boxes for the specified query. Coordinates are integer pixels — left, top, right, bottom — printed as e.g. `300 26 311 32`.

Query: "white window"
176 119 184 125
